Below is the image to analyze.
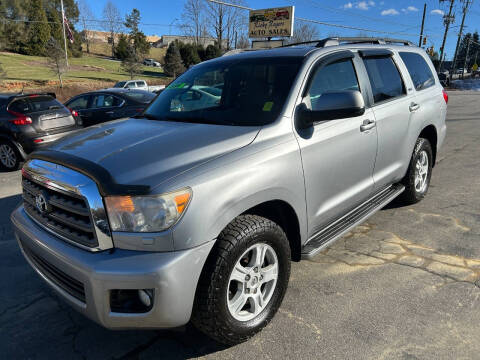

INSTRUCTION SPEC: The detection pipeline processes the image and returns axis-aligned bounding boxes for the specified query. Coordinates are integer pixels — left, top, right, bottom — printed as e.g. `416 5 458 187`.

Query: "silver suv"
11 37 447 344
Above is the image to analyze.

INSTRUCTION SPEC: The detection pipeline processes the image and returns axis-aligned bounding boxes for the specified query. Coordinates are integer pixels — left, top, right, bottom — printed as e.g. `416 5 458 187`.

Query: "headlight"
105 188 192 232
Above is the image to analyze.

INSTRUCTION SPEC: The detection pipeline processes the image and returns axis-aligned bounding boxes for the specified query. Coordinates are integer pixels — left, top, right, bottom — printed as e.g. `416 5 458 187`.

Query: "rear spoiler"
13 92 57 99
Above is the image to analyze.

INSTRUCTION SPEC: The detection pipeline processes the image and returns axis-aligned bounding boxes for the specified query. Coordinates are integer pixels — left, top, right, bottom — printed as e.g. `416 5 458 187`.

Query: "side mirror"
296 90 365 129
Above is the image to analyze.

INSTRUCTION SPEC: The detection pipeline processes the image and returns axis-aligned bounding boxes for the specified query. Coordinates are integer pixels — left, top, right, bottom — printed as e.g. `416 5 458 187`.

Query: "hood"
50 118 260 189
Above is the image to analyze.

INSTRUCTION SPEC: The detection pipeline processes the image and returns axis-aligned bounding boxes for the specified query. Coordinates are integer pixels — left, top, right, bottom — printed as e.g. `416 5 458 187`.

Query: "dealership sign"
248 6 295 38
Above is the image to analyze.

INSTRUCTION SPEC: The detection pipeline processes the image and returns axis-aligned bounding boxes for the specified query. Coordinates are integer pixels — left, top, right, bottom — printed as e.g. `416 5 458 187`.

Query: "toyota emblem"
35 192 50 214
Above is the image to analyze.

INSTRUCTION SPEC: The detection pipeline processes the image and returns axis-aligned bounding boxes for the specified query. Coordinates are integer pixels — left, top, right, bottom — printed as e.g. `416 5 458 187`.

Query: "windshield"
143 57 302 126
114 81 126 88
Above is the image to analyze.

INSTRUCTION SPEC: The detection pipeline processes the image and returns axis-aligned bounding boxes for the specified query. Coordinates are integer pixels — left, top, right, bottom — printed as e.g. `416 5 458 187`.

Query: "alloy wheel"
227 243 279 321
414 150 429 193
0 144 17 169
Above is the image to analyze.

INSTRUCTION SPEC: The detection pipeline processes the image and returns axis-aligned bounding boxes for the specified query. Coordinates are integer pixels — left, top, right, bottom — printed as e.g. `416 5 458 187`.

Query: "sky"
84 0 480 60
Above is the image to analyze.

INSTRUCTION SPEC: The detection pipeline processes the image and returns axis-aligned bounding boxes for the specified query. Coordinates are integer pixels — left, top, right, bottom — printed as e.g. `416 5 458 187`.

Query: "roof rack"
282 37 415 48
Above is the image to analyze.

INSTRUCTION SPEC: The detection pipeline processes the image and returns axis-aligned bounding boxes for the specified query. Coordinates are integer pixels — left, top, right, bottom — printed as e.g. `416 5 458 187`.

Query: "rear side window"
399 52 435 91
91 94 122 108
307 59 360 111
135 81 145 87
363 57 405 103
68 95 89 110
9 96 63 114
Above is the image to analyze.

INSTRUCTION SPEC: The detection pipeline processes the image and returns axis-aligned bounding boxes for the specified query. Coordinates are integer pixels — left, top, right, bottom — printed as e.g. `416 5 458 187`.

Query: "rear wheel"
0 140 21 171
400 138 433 204
192 215 291 345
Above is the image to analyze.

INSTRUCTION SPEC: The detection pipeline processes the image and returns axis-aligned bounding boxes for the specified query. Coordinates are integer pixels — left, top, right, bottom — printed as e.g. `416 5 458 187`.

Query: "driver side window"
307 59 360 111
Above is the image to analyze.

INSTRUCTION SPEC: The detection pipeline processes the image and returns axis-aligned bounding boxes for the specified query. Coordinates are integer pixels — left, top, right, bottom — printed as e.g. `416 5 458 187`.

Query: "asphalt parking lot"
1 91 480 359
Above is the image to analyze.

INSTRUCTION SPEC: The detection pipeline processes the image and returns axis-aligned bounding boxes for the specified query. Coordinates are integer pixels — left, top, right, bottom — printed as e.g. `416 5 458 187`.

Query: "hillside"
0 46 169 94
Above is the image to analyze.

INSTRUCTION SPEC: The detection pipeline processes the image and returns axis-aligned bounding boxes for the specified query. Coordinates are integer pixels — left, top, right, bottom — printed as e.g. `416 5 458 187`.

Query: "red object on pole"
63 15 74 44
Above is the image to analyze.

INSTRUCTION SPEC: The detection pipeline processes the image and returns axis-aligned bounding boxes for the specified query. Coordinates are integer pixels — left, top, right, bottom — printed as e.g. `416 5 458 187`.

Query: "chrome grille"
21 159 113 251
22 177 98 248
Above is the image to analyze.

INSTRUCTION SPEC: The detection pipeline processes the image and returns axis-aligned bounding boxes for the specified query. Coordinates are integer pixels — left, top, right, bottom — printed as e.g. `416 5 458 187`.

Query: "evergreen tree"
24 0 51 56
179 43 201 68
46 6 63 43
163 42 185 77
115 34 130 60
205 44 221 60
125 8 150 60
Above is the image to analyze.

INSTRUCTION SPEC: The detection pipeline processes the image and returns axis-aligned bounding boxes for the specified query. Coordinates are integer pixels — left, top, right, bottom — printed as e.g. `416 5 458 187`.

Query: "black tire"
400 137 433 205
192 215 291 345
0 139 22 171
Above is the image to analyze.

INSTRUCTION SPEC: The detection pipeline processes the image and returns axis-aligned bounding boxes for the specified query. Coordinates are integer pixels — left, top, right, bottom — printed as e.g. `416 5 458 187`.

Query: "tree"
46 38 67 88
114 34 130 60
124 9 150 60
236 33 250 49
78 0 95 53
163 42 185 77
288 23 319 44
121 49 142 79
206 0 246 50
102 1 123 58
205 44 221 60
24 0 51 55
179 42 201 68
45 5 63 43
0 0 27 52
181 0 207 45
458 32 480 69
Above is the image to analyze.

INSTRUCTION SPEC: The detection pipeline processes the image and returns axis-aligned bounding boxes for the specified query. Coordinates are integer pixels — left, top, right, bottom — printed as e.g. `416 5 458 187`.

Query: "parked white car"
113 80 165 93
143 58 161 67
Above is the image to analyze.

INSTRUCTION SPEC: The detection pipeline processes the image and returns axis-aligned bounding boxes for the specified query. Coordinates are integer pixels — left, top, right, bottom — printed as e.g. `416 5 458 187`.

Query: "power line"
207 0 440 39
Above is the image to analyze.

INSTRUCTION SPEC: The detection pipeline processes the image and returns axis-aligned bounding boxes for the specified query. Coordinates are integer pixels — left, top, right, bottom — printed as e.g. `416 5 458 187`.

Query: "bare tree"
205 0 245 50
224 1 247 50
236 33 250 49
78 0 95 53
46 38 67 88
288 22 319 44
181 0 207 45
102 1 123 57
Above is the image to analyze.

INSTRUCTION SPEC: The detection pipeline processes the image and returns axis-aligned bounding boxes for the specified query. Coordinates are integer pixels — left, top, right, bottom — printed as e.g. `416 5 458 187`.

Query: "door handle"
409 102 420 112
360 119 376 132
105 111 114 115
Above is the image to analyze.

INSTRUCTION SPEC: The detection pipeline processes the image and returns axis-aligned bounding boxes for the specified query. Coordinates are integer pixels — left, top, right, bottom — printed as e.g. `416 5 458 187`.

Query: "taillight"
442 89 448 104
135 108 144 113
7 109 32 125
69 108 79 117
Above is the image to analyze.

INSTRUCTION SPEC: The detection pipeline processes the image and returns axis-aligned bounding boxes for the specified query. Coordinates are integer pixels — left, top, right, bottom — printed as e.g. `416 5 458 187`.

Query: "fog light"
138 289 153 307
110 289 154 313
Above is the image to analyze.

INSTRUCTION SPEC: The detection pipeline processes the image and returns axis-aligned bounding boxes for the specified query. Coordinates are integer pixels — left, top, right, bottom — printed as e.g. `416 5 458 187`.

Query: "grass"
0 47 169 91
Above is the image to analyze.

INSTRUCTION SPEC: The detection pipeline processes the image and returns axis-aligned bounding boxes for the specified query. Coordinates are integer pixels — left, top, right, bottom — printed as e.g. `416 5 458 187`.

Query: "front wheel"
400 138 433 204
192 215 291 345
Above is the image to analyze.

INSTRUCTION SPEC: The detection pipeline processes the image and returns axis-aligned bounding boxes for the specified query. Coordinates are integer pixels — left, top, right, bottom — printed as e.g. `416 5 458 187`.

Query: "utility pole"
419 3 427 47
60 0 69 67
452 0 472 79
438 0 456 71
462 36 471 78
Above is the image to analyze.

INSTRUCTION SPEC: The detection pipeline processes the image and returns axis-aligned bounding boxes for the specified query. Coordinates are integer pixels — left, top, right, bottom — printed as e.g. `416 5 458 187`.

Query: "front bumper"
11 205 214 329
